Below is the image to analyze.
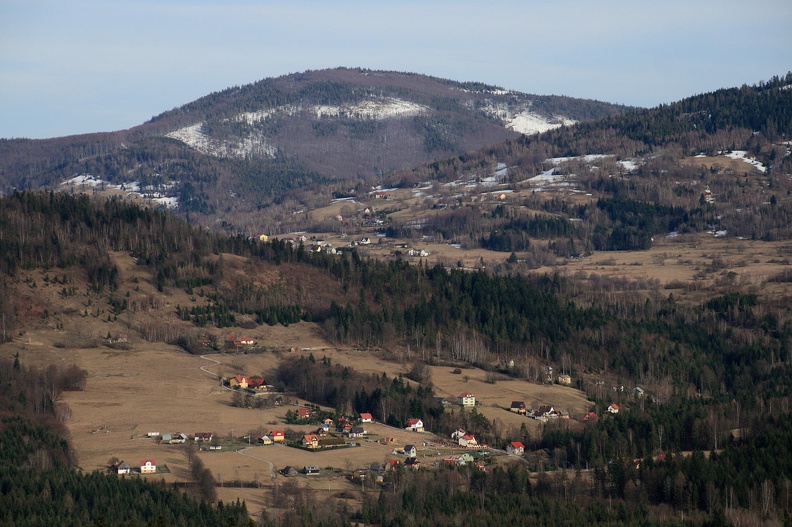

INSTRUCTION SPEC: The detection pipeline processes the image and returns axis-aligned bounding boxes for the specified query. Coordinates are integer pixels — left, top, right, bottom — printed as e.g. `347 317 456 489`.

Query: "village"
105 367 630 492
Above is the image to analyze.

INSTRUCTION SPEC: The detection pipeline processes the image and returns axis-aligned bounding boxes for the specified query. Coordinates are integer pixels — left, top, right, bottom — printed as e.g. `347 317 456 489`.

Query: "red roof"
270 430 284 436
510 441 524 449
360 412 373 420
405 418 422 426
462 434 476 441
458 392 475 398
141 459 155 465
610 403 620 410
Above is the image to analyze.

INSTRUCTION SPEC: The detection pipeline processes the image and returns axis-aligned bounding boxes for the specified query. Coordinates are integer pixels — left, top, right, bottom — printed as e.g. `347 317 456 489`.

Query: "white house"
405 418 424 432
457 392 476 407
458 434 478 448
608 403 620 414
403 444 417 458
140 460 156 474
506 441 525 455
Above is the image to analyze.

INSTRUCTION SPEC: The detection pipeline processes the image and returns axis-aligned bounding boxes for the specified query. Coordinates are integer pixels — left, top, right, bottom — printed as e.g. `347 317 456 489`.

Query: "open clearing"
10 323 586 516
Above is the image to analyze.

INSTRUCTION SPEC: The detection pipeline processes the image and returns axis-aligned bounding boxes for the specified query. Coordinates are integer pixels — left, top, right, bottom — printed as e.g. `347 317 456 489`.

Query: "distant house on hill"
506 442 525 455
608 404 620 414
403 445 417 458
459 434 478 448
194 432 213 442
457 392 476 407
140 460 156 474
359 412 373 423
510 401 526 414
405 418 424 432
302 435 320 449
557 374 572 385
584 411 599 424
270 430 285 442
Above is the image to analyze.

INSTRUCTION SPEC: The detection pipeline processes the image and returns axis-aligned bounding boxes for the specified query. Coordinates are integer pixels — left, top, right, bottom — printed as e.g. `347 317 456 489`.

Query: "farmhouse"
405 418 424 432
405 457 421 470
112 460 131 474
608 404 620 414
302 434 320 449
557 374 572 385
140 460 156 474
256 435 273 445
303 465 320 475
347 426 366 438
228 375 249 389
281 466 298 477
359 412 373 423
506 441 525 455
194 432 213 442
457 392 476 407
583 411 600 424
510 401 527 414
459 434 478 448
403 445 417 457
270 430 285 442
297 407 313 419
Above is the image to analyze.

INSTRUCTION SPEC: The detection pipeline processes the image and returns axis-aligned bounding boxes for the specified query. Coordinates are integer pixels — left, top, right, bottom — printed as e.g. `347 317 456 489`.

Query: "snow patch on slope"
479 101 576 135
313 97 428 119
166 123 277 158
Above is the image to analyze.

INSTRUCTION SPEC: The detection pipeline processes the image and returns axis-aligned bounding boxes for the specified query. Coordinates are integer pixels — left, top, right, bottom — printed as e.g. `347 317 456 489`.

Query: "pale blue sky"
1 0 790 139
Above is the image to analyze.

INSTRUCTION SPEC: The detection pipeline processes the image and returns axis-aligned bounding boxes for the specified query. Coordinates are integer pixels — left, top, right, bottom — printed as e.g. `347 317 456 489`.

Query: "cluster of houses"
450 428 485 449
225 336 256 349
508 401 568 421
226 374 273 392
110 459 157 475
146 431 218 447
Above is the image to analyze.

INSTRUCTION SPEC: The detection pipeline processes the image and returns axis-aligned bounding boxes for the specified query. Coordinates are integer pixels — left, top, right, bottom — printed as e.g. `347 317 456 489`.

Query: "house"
360 237 371 245
228 375 249 389
280 466 298 477
451 428 467 440
303 465 320 475
194 432 213 442
634 387 645 397
140 460 156 474
459 434 478 448
297 407 313 419
239 337 255 346
405 418 424 432
459 453 475 463
247 376 267 391
535 405 555 419
302 435 320 449
608 404 620 414
583 411 599 424
116 333 128 343
403 444 417 458
404 457 421 470
359 412 373 423
506 441 525 455
161 433 173 444
226 336 242 349
457 392 476 407
510 401 527 414
256 435 273 445
347 426 366 438
113 460 131 474
270 430 285 442
557 374 572 386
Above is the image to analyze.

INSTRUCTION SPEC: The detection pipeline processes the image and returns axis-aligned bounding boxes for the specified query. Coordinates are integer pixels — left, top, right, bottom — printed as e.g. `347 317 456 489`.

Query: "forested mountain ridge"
0 68 627 224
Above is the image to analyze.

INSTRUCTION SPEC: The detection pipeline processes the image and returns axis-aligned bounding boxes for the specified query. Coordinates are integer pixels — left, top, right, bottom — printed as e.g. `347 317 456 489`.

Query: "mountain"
0 68 628 230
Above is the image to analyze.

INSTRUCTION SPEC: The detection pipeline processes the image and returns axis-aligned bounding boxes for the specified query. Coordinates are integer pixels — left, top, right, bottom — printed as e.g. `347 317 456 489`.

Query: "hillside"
0 68 627 233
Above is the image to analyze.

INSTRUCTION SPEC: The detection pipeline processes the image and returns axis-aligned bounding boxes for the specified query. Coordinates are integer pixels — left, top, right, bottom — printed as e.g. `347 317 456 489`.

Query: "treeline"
0 355 253 526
